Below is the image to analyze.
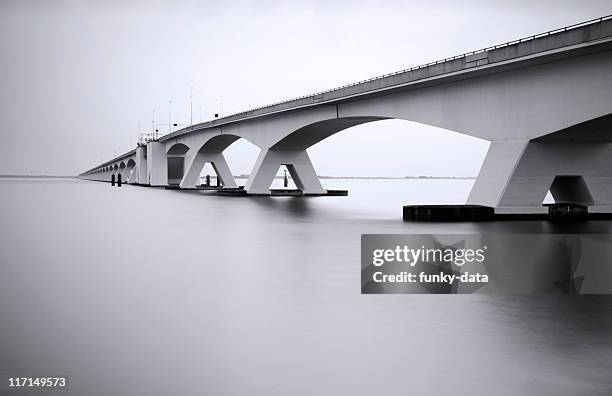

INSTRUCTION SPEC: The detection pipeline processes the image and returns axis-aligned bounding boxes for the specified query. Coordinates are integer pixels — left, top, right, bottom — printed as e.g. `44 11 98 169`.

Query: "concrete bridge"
80 16 612 214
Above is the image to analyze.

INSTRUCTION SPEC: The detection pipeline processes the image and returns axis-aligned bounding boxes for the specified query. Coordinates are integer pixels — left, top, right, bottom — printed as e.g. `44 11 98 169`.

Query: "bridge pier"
136 146 148 184
245 149 326 195
468 140 612 213
180 151 237 189
147 141 167 186
128 167 139 184
121 165 132 183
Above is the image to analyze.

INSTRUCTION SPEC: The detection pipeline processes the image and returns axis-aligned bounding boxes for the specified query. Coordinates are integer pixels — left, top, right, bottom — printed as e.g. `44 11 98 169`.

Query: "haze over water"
1 178 612 395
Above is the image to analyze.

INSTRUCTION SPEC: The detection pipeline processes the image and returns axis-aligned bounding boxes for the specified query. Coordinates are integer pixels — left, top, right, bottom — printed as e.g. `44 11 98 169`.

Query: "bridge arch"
167 143 190 155
118 161 126 177
244 115 480 194
271 116 388 150
125 158 137 183
178 134 243 189
245 109 612 204
166 143 190 186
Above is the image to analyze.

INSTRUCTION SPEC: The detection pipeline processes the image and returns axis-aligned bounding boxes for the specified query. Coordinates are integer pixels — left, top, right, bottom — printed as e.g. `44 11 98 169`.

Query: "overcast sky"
0 0 610 176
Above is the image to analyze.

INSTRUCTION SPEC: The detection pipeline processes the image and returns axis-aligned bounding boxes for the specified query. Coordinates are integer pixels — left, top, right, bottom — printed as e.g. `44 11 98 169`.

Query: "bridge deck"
161 15 612 139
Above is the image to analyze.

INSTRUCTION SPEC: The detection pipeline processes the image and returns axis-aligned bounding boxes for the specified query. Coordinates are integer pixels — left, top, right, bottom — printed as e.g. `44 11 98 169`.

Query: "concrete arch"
172 115 472 192
179 134 243 189
162 111 478 193
279 116 388 150
271 116 387 150
166 143 191 185
198 134 241 153
119 158 135 183
247 108 612 198
244 116 469 194
167 143 190 155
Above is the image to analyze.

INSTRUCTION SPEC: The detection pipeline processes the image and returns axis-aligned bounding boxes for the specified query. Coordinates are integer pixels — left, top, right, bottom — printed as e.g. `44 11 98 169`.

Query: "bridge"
80 16 612 214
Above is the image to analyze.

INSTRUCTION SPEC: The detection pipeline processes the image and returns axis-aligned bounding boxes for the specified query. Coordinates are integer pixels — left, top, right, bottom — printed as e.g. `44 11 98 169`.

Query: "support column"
245 149 325 195
136 146 148 185
146 141 167 186
180 151 238 189
467 141 531 210
468 141 612 213
128 167 139 183
120 166 131 182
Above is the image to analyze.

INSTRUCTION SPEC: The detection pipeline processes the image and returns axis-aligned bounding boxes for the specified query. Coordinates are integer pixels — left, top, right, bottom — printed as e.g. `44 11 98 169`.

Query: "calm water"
1 178 612 395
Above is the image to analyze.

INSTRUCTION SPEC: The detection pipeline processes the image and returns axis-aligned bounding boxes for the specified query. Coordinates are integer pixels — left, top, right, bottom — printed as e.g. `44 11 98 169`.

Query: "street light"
168 100 173 134
220 95 224 117
190 86 194 129
152 109 156 140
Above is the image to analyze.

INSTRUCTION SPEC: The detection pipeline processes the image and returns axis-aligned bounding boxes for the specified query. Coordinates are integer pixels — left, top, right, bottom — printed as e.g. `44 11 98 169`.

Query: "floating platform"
403 204 612 222
165 184 225 190
403 205 495 221
217 189 348 197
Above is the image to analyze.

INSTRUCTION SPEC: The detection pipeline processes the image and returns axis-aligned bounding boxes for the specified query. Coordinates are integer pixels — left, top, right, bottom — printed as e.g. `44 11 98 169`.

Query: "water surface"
1 178 611 395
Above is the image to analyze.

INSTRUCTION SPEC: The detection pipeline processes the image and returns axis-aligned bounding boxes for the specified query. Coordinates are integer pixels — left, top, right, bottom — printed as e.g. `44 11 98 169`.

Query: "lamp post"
190 86 194 129
152 110 156 140
168 100 173 135
220 95 224 117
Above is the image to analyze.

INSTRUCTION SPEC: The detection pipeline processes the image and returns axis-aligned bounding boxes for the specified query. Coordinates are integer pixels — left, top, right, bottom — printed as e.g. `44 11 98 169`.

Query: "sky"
0 0 610 176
